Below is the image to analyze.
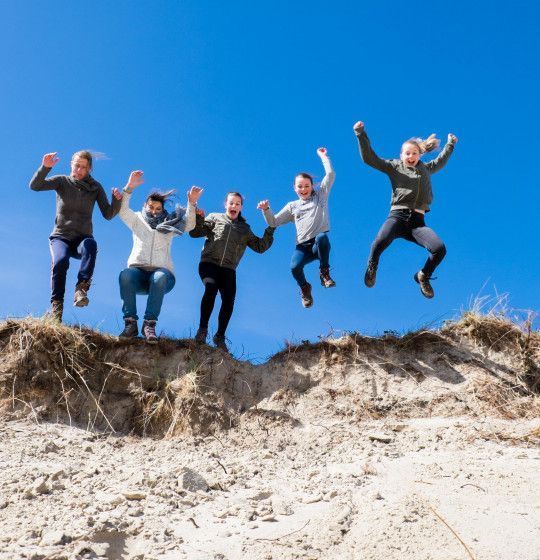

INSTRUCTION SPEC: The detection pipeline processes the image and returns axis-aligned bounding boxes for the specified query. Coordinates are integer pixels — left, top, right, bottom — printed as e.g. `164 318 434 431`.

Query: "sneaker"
195 328 208 344
364 260 378 288
213 333 229 352
319 267 336 288
142 320 158 344
74 279 91 307
119 317 138 338
414 270 434 299
300 282 313 308
49 300 64 323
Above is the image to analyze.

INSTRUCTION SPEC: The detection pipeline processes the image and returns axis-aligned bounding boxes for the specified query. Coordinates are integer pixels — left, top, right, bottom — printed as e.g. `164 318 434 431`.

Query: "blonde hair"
402 133 440 155
71 150 93 169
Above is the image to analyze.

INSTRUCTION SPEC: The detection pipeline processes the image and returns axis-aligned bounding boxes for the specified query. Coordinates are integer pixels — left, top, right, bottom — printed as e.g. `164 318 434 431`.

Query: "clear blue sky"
1 1 537 360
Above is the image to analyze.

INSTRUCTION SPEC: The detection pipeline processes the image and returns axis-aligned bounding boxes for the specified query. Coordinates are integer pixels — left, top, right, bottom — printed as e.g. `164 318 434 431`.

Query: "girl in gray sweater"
30 150 122 322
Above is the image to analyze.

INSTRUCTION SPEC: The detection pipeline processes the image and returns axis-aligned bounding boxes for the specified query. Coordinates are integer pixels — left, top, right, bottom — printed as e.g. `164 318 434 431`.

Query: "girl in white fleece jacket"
117 170 203 343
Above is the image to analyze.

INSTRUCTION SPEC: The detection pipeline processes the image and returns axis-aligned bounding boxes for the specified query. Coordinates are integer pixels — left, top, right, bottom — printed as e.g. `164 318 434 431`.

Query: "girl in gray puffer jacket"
354 120 457 299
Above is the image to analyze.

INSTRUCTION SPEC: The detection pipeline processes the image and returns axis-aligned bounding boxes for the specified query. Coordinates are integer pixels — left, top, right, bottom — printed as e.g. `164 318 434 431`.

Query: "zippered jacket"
119 190 195 274
30 165 121 240
356 129 455 212
262 155 335 244
190 212 274 270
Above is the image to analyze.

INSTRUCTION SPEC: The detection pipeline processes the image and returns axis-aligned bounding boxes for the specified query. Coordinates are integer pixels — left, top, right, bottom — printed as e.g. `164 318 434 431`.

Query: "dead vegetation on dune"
0 312 538 437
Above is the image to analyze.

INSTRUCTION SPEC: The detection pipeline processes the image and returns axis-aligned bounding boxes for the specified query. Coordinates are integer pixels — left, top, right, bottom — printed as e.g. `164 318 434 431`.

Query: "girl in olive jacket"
353 120 457 298
190 192 274 351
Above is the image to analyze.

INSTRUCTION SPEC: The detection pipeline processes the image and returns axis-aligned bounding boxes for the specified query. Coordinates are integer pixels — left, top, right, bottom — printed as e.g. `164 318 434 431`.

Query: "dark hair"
225 191 244 204
294 172 314 186
146 189 175 207
72 150 93 169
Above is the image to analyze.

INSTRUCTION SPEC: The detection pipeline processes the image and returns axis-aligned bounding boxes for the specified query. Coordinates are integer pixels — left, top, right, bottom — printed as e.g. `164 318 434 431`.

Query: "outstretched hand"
42 152 60 168
257 200 270 211
448 133 458 144
112 188 123 201
317 147 328 158
353 121 364 133
126 170 144 189
188 186 204 205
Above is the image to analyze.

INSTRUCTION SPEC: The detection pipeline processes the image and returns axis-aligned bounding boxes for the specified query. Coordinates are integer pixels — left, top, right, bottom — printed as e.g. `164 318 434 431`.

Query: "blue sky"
1 1 537 360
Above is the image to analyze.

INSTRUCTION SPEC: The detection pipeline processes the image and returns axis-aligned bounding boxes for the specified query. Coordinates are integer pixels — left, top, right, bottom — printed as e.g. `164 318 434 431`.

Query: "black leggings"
198 262 237 336
369 209 446 277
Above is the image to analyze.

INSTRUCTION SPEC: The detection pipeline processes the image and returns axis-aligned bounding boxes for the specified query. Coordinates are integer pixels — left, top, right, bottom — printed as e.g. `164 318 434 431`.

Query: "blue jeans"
119 267 175 321
49 236 98 302
290 232 331 287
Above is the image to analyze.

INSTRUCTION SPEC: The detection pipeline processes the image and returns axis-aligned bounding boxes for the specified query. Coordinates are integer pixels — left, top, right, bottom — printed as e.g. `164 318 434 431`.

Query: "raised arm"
29 152 64 191
353 121 394 173
425 134 458 173
118 170 144 228
182 186 203 233
317 147 335 194
96 184 122 220
247 225 275 254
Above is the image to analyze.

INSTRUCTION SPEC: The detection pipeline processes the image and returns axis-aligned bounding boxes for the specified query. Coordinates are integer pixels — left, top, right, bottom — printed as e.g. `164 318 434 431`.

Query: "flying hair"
403 133 441 154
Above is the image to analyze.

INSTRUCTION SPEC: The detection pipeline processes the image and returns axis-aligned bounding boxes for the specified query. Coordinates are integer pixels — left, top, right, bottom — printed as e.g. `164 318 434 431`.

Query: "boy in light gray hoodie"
259 147 335 308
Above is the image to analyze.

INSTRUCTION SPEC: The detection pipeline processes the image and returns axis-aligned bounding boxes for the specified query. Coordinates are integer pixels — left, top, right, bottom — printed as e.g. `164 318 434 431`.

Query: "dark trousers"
49 236 98 303
198 262 237 336
368 210 446 277
290 232 331 287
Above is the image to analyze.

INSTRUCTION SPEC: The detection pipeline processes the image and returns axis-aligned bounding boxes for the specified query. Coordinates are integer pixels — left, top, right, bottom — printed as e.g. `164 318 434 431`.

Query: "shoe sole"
413 273 434 299
74 297 89 307
302 300 313 308
320 281 336 288
144 338 158 345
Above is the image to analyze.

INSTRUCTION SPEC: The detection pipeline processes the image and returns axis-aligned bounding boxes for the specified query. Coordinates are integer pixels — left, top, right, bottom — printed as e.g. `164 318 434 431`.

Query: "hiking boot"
414 270 434 299
49 300 64 323
319 267 336 288
142 320 158 344
300 282 313 308
213 333 229 352
74 279 91 307
195 327 208 344
119 317 138 338
364 260 378 288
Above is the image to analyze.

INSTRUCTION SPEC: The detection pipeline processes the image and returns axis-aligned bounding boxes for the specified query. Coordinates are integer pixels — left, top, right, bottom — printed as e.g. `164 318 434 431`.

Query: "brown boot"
300 283 313 308
142 320 158 344
119 317 138 338
319 267 336 288
414 271 434 299
74 279 91 307
49 300 64 323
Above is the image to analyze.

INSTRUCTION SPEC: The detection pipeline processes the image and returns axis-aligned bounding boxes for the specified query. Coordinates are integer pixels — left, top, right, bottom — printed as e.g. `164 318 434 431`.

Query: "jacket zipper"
150 230 156 266
220 222 232 266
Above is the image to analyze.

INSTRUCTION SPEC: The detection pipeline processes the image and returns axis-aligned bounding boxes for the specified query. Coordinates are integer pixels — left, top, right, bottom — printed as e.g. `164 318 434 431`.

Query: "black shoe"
213 333 229 352
414 271 434 299
119 318 138 338
74 279 91 307
319 267 336 288
142 320 158 344
195 328 208 343
364 260 378 288
300 283 313 308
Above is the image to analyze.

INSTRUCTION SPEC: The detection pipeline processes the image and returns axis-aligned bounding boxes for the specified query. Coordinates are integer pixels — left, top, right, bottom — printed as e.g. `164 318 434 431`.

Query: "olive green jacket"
356 129 455 212
190 212 274 270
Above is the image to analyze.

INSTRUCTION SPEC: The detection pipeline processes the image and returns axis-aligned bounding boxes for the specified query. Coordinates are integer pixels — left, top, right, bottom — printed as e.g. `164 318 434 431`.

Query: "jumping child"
258 147 336 308
353 121 457 298
190 192 274 352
